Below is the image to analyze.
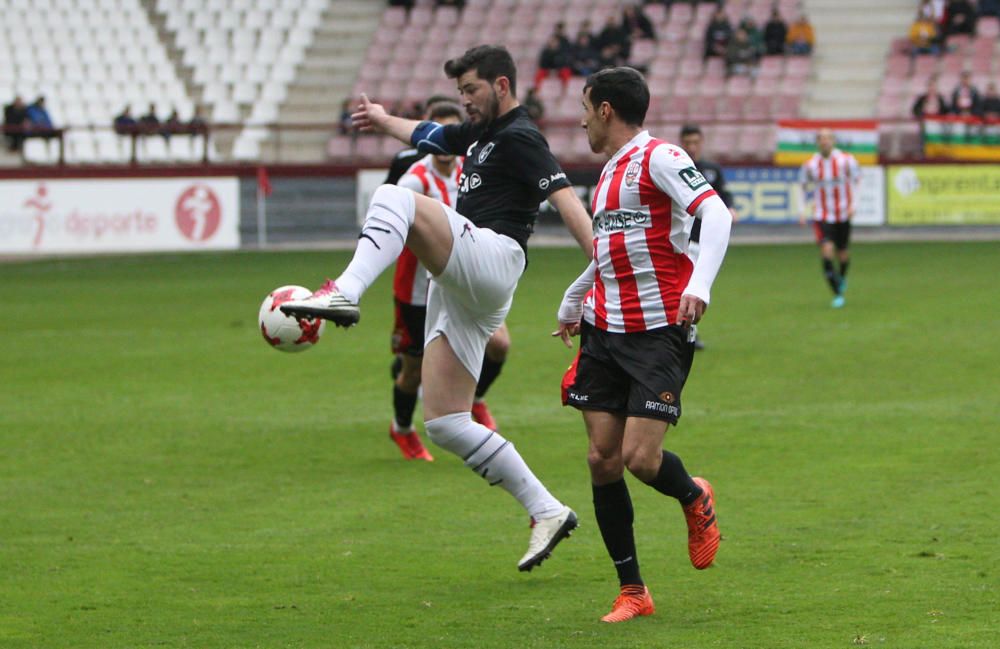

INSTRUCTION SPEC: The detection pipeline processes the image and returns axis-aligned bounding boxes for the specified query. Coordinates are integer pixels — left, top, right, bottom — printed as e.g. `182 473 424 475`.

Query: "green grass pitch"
1 242 997 649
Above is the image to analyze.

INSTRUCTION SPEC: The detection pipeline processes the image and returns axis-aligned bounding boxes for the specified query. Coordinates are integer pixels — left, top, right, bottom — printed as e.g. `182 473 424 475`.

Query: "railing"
2 118 994 168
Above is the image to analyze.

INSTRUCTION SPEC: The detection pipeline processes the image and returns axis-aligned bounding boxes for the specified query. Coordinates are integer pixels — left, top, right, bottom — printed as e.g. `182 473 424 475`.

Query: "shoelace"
312 279 337 297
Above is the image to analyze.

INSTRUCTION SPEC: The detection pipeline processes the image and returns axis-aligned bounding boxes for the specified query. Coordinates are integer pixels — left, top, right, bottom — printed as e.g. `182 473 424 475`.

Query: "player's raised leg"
585 410 656 623
280 188 454 324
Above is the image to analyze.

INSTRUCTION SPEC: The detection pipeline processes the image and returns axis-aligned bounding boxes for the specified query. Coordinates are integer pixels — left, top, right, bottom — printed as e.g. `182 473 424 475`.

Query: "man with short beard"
281 45 594 572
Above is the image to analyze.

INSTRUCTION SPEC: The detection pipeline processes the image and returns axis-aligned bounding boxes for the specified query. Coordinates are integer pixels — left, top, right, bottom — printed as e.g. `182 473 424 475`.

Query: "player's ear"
495 76 511 97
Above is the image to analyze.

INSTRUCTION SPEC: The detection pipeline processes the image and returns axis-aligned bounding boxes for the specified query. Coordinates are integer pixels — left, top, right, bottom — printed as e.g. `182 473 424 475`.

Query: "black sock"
839 259 850 279
822 259 841 295
475 356 504 399
644 450 701 506
593 479 643 587
392 385 418 430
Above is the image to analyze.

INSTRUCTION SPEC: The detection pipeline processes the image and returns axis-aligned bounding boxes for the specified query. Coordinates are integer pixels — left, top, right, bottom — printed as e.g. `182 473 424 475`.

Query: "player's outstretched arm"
548 187 595 259
679 194 731 326
351 93 420 144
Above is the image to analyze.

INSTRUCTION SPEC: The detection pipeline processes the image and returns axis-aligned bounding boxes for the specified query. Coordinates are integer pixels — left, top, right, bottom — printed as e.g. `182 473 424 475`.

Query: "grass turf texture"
1 242 997 649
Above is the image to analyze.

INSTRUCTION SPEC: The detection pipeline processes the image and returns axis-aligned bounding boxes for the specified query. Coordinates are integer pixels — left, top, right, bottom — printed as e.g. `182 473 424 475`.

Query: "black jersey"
694 159 732 207
385 147 423 185
690 158 732 243
440 106 571 250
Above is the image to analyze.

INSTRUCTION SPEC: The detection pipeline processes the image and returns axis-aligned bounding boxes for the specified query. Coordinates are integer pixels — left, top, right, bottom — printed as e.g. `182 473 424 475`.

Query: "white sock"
424 413 564 519
336 184 415 303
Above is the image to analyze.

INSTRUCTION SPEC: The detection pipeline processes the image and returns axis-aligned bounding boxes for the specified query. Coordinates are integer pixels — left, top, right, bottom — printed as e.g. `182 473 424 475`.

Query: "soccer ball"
258 285 326 353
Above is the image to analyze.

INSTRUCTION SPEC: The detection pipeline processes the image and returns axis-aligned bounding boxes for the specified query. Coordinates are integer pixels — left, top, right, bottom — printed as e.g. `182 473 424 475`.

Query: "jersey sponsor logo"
592 208 651 235
539 171 567 191
625 161 642 187
566 390 589 402
460 172 483 193
680 167 708 190
477 141 495 163
659 391 675 404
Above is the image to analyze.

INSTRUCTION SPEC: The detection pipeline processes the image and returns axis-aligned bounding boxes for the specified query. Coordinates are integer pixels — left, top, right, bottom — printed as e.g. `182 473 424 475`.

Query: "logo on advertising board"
23 183 52 249
175 185 221 242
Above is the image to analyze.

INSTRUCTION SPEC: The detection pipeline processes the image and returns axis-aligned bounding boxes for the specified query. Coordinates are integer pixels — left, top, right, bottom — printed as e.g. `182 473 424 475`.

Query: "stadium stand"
0 0 195 164
330 0 817 164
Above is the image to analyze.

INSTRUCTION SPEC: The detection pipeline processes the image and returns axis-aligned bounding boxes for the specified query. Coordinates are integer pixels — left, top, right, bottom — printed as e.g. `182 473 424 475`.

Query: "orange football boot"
389 424 434 461
683 476 720 569
601 585 655 623
471 400 498 431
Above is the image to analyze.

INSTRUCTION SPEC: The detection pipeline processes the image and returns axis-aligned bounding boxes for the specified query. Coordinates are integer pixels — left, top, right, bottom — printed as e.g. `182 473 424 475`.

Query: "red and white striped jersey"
392 155 463 305
583 131 718 333
799 149 860 223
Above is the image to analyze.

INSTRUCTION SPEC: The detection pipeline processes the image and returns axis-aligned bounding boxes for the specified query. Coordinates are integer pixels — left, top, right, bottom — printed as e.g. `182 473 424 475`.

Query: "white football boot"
279 279 360 327
517 506 578 572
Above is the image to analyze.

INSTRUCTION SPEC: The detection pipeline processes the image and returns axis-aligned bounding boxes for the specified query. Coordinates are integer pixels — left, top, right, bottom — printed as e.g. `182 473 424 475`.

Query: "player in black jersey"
282 45 593 572
679 124 737 350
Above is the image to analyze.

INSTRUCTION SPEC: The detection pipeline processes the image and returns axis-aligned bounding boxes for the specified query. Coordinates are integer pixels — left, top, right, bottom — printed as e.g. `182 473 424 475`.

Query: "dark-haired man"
678 123 737 350
282 45 594 572
555 66 730 622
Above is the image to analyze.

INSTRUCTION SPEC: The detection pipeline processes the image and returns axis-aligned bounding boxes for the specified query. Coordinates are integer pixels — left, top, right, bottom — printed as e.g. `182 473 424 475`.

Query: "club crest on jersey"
477 142 495 163
624 161 642 187
466 141 479 157
679 167 708 190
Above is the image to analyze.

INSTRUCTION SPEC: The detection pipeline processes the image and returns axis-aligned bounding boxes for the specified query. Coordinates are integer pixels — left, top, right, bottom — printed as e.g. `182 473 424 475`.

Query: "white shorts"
425 203 525 379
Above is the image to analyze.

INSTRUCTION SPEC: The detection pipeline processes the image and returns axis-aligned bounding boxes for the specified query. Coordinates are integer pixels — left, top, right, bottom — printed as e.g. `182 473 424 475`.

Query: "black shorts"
813 221 851 251
391 300 426 356
561 321 695 424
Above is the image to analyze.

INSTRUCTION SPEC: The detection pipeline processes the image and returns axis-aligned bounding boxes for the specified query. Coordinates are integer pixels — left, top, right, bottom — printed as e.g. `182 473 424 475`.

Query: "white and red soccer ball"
259 285 325 352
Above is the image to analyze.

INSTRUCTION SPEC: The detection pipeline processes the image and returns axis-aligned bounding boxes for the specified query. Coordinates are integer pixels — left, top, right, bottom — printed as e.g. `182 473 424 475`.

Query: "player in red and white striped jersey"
388 104 510 461
798 128 860 308
554 68 731 623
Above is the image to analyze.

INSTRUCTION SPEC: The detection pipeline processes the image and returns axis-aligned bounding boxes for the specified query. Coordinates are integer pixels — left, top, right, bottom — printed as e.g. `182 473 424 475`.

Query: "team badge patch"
625 161 641 187
679 167 708 190
659 391 675 404
477 142 495 163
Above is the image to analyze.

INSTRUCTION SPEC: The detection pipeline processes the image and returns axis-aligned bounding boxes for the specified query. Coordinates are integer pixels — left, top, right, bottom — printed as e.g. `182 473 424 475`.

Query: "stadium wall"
1 162 999 256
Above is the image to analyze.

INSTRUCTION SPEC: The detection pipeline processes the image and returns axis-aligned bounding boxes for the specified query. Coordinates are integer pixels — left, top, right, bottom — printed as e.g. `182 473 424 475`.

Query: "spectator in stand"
163 108 182 139
726 28 760 77
739 13 765 57
909 11 941 55
704 7 733 59
622 4 656 41
25 96 54 136
951 71 981 116
113 105 137 135
571 32 601 77
594 14 629 61
139 104 160 135
912 78 950 118
598 43 626 70
188 106 207 134
979 82 1000 117
786 14 815 55
979 0 1000 18
535 34 573 89
3 95 28 151
576 19 594 43
764 8 788 55
552 21 572 51
943 0 976 36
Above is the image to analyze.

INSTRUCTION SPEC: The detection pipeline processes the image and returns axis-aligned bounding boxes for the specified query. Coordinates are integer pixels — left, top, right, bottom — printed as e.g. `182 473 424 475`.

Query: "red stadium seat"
752 76 779 96
716 97 742 121
743 96 772 120
668 2 694 25
662 95 690 121
327 136 353 160
977 16 1000 38
912 55 938 77
784 57 810 79
758 56 784 79
725 76 752 97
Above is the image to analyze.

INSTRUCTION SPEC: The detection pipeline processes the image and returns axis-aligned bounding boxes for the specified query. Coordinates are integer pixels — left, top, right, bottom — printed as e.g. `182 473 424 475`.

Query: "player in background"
389 102 508 461
282 45 594 571
554 67 730 622
798 128 860 309
384 95 455 186
678 123 737 350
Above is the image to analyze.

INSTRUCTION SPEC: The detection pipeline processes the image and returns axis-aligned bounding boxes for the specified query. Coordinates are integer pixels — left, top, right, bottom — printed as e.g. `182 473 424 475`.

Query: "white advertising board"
0 177 240 254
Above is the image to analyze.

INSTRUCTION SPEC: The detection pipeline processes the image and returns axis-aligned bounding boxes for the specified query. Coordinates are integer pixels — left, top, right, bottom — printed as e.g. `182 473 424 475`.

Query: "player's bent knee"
424 411 488 457
623 446 659 483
